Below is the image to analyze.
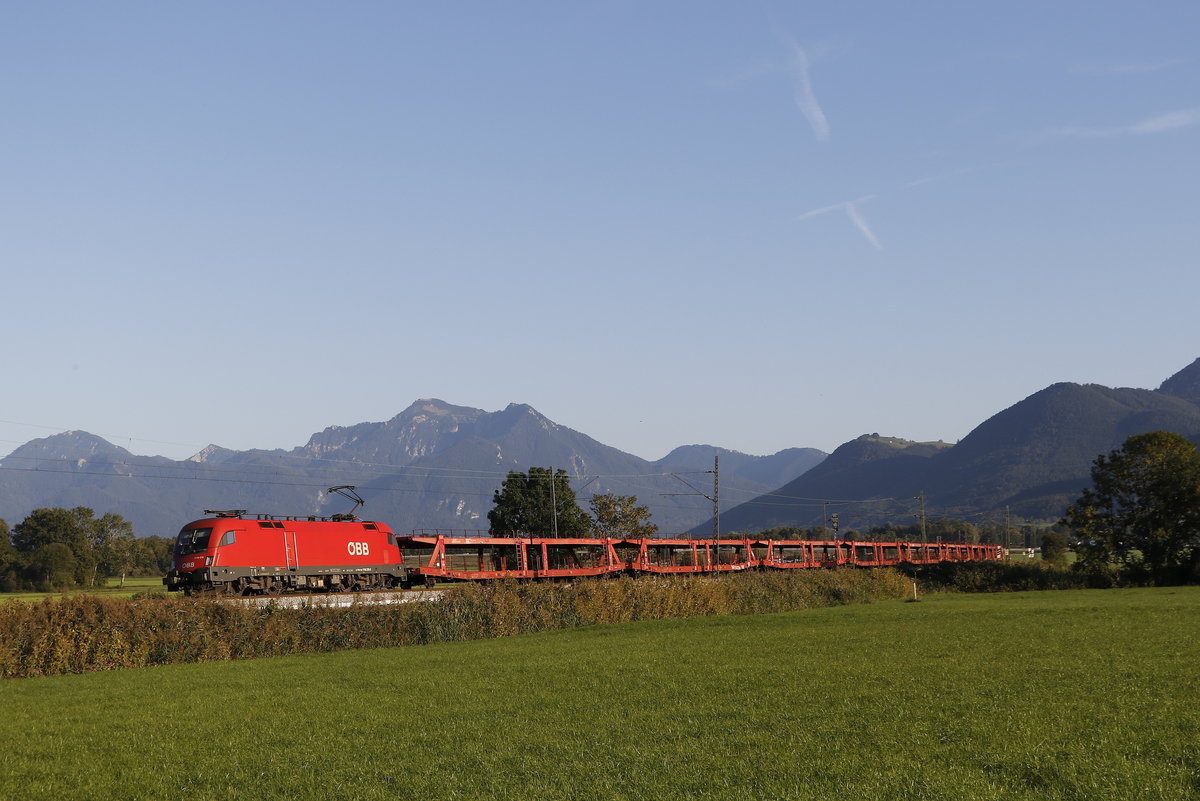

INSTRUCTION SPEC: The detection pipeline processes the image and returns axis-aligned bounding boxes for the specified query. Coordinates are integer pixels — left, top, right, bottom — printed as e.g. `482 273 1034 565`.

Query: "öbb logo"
347 542 370 556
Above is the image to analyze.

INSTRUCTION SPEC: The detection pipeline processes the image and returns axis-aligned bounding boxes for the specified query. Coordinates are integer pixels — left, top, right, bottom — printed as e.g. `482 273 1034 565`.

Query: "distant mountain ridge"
5 358 1199 539
0 400 825 537
701 359 1200 534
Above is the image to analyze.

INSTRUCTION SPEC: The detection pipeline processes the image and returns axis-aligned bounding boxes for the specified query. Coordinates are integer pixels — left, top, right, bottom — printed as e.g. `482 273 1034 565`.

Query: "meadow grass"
0 576 164 603
0 586 1196 801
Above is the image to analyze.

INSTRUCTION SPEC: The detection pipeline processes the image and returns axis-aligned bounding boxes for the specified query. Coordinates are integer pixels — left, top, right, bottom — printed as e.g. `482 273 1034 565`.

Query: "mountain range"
2 358 1198 538
0 400 824 537
700 358 1200 533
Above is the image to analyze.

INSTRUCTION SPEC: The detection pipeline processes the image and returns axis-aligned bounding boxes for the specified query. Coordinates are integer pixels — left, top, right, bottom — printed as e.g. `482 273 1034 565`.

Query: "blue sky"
2 2 1197 462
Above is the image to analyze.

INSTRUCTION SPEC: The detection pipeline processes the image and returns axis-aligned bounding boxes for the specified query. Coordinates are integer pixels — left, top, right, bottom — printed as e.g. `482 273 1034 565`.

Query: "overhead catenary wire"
0 455 927 517
0 420 952 520
0 451 695 486
0 459 710 503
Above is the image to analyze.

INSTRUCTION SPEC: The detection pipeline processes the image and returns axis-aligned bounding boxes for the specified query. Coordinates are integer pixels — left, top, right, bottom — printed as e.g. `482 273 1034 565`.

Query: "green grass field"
0 576 164 603
1 586 1196 801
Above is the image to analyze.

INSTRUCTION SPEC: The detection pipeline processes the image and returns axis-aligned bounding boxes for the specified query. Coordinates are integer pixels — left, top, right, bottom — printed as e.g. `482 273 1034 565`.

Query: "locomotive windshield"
175 527 213 555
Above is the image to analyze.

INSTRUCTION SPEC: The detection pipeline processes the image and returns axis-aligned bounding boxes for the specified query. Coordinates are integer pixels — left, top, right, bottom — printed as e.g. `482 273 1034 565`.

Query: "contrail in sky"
1043 107 1200 139
797 195 882 250
843 202 883 250
789 40 830 142
1070 59 1185 76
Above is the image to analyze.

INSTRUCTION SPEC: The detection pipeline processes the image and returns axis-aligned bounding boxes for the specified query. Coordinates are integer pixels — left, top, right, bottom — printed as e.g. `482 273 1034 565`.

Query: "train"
162 508 1005 597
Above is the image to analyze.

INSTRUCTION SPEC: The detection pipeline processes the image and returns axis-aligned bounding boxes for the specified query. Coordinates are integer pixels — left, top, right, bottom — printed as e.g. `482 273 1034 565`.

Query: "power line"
2 450 957 523
0 453 924 516
0 451 687 485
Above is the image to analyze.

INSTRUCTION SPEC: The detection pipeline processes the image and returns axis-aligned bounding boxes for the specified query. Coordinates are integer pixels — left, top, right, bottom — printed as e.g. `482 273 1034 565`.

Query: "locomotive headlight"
205 556 213 566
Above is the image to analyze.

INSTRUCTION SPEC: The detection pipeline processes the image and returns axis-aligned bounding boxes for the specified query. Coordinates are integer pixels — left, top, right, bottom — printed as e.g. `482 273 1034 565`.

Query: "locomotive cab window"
175 527 213 554
219 531 237 547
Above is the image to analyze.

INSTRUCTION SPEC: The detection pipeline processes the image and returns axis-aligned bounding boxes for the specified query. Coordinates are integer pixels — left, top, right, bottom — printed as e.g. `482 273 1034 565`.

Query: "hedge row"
897 560 1124 592
0 569 910 679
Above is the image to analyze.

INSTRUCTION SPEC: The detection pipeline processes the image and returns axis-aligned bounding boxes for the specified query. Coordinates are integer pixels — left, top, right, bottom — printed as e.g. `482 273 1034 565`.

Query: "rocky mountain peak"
187 444 234 463
404 398 465 417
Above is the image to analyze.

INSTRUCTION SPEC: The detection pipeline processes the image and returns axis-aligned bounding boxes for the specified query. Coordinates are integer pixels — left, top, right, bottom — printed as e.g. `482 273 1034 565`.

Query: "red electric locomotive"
163 496 410 596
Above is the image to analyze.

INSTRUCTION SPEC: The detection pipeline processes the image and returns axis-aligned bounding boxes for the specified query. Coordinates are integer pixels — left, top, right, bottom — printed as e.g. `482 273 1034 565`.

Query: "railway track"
227 589 445 609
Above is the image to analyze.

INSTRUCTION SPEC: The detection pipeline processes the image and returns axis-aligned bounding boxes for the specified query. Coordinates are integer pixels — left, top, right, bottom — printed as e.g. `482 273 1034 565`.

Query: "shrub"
896 560 1123 593
1041 532 1070 568
0 569 910 679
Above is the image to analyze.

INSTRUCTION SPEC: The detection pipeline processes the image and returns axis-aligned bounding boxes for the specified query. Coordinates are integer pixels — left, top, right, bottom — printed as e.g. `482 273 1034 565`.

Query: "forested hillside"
703 360 1200 533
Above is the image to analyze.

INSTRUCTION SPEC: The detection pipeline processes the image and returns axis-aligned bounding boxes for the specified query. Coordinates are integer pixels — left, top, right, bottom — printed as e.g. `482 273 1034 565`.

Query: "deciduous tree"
89 512 136 586
12 507 97 586
11 507 91 553
29 543 77 591
133 536 173 575
1062 431 1200 582
488 467 592 537
1041 530 1070 567
589 493 658 538
0 519 19 591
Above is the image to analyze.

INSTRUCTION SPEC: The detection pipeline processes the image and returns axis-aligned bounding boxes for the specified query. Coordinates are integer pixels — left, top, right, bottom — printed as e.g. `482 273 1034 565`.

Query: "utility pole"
916 490 927 543
1005 506 1011 555
709 454 720 568
663 455 720 569
713 454 720 542
550 471 558 538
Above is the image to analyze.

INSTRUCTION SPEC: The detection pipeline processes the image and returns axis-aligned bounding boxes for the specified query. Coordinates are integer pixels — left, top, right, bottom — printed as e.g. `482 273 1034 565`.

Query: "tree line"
489 468 1035 545
0 507 172 592
725 431 1200 584
5 431 1195 591
752 519 1037 544
495 432 1200 586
